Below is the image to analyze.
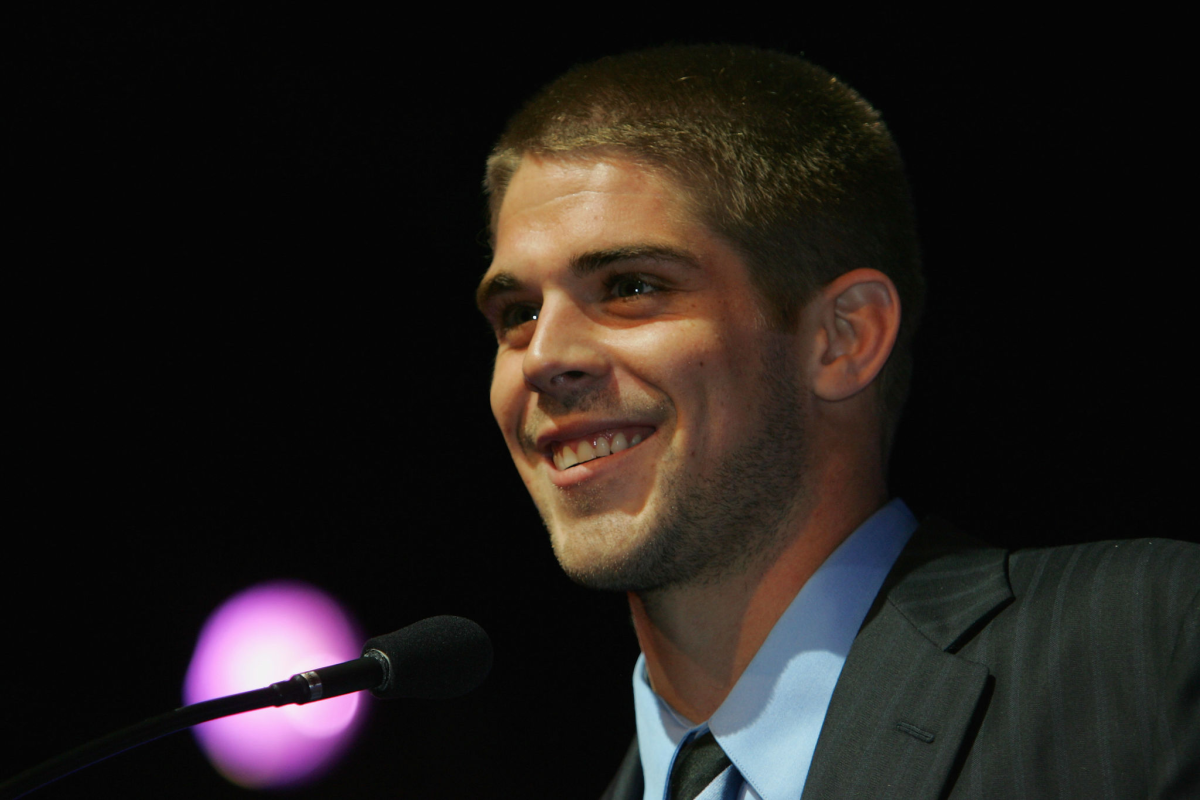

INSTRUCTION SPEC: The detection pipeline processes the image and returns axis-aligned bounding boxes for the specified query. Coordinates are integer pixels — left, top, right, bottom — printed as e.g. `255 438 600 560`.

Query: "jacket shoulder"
1001 537 1199 654
951 537 1199 798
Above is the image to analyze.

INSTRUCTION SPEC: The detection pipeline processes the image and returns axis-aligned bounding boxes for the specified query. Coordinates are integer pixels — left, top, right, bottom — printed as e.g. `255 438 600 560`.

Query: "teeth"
552 429 648 470
560 445 578 469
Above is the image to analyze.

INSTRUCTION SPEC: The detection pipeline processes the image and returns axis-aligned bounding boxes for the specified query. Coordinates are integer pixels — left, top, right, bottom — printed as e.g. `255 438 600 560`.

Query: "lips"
549 426 655 470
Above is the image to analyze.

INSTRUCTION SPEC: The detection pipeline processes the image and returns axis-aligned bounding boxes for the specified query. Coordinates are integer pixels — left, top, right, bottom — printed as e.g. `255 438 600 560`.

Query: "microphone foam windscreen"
363 615 493 700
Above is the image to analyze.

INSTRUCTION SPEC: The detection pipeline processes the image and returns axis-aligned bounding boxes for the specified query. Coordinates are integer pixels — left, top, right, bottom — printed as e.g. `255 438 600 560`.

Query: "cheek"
621 318 722 370
489 356 524 430
681 336 771 438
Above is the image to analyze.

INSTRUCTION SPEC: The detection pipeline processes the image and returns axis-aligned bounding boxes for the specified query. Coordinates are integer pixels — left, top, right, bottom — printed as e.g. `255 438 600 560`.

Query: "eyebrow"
475 244 700 313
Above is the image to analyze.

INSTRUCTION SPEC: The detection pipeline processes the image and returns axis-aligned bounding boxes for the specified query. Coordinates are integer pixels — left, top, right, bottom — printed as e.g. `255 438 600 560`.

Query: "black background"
7 9 1189 798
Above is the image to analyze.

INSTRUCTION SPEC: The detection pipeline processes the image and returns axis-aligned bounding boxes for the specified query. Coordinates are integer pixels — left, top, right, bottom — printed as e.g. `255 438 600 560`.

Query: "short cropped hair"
486 44 923 450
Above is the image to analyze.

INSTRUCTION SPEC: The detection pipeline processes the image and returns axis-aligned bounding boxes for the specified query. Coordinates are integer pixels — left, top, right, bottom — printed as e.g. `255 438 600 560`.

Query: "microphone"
271 615 493 704
0 616 493 799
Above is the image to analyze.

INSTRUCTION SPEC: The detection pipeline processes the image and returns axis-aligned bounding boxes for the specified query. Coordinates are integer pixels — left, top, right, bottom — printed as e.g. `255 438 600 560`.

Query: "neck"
628 473 887 724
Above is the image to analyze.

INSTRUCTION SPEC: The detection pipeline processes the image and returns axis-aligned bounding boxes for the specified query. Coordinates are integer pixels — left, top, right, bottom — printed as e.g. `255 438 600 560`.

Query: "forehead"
487 155 697 272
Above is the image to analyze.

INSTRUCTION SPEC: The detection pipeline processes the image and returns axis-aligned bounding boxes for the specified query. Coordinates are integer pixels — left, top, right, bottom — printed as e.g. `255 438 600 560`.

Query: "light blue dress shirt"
632 499 917 800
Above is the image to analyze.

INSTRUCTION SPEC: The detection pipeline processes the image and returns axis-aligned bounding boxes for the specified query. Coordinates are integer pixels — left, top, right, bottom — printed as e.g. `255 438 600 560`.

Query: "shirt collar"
633 499 917 800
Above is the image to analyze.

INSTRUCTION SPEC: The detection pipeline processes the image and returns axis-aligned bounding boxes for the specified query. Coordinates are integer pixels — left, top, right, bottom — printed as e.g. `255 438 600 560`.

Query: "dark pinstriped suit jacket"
601 519 1200 799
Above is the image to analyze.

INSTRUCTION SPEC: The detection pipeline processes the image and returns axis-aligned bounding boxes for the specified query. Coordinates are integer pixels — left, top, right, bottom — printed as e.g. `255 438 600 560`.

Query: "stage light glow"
184 581 366 789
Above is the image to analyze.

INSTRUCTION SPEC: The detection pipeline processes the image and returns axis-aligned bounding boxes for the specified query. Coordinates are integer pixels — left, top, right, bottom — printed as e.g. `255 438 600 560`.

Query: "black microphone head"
362 616 492 700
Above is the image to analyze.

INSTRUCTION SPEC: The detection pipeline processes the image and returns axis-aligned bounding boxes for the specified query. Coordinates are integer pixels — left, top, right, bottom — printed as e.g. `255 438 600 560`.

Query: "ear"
809 269 901 402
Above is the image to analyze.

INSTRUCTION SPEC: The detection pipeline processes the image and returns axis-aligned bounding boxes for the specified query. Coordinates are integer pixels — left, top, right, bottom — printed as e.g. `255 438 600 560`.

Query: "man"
475 45 1198 799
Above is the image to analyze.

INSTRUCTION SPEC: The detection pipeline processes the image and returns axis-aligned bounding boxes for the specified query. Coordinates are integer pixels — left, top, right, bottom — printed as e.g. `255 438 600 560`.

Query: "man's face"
479 155 811 592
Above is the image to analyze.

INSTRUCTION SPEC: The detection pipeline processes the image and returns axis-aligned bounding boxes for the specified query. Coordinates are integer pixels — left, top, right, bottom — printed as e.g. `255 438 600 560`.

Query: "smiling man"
477 46 1198 800
483 156 821 597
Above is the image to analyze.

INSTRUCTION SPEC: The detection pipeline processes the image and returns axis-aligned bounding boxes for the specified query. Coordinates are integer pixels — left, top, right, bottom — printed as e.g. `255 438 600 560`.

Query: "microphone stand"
0 659 379 800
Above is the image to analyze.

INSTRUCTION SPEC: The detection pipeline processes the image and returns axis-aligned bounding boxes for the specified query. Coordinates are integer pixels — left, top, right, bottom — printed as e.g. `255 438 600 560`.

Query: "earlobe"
811 269 901 402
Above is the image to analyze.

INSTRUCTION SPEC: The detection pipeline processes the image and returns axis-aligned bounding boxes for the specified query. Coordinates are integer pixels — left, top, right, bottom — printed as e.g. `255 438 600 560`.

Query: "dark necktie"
668 731 733 800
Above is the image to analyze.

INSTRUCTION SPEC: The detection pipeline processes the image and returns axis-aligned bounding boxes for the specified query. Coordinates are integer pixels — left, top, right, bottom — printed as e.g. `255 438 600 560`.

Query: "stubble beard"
542 339 809 594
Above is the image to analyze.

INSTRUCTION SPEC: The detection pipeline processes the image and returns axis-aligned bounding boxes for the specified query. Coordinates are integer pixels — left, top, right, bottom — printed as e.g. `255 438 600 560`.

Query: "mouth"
549 426 655 471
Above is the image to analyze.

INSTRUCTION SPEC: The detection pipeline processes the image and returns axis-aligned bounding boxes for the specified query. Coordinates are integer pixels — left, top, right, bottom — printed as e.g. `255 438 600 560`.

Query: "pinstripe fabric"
602 520 1200 800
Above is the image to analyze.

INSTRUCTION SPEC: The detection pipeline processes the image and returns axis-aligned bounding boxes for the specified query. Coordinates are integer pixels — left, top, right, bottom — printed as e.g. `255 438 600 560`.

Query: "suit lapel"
802 520 1013 800
600 737 643 800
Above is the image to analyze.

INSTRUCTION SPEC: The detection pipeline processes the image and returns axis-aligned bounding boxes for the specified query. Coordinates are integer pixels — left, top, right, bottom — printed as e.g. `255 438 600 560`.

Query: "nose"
522 294 608 397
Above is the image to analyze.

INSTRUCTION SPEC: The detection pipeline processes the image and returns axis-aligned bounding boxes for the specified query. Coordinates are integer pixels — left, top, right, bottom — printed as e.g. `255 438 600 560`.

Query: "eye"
607 274 658 298
498 302 539 333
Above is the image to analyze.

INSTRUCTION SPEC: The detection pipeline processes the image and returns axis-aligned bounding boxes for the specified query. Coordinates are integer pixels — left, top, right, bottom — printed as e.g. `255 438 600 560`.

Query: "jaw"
543 495 673 592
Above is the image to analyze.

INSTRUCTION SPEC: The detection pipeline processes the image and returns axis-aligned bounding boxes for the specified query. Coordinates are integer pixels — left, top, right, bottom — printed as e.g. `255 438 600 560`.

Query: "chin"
548 519 642 592
546 513 687 594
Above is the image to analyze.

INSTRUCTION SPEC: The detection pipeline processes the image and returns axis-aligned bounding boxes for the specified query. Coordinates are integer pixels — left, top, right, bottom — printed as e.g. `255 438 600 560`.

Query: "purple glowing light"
184 581 366 789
